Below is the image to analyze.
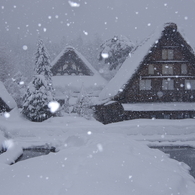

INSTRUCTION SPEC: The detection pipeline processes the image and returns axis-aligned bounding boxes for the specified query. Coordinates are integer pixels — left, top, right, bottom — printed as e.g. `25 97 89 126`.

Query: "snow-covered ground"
1 108 195 195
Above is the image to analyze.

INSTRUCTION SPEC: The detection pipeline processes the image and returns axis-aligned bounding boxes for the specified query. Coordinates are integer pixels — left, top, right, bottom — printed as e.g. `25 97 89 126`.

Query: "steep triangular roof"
51 46 107 97
99 23 195 101
0 81 17 109
51 46 100 76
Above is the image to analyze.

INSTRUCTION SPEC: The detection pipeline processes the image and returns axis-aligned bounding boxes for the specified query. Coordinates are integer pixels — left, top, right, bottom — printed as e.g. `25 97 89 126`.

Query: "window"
181 64 187 74
140 80 151 90
162 79 174 90
162 64 173 74
185 80 195 90
162 49 174 60
148 64 154 74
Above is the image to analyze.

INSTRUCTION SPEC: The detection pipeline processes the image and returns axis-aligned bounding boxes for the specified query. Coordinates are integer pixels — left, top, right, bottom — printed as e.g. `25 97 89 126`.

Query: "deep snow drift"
0 109 195 195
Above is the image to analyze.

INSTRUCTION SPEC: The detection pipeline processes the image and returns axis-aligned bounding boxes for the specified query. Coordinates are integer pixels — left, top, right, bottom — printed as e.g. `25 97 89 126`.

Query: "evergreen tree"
34 39 54 94
21 39 55 122
98 35 134 71
22 75 54 121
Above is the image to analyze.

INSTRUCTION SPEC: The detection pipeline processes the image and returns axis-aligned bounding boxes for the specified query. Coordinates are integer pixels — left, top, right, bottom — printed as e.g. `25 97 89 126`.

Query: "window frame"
162 49 174 60
181 64 187 74
162 79 174 90
162 64 173 75
139 79 152 90
185 80 195 90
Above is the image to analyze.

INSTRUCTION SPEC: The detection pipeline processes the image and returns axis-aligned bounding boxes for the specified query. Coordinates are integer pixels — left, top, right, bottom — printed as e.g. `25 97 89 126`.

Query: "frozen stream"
151 146 195 178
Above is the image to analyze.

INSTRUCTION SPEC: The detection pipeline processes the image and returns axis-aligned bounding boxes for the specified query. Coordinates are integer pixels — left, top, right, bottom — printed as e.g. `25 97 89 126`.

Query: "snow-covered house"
51 46 107 104
96 23 195 123
0 81 17 113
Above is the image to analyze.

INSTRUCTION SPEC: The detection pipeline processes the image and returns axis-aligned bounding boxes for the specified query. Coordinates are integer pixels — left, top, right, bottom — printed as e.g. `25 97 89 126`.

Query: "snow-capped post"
21 39 57 122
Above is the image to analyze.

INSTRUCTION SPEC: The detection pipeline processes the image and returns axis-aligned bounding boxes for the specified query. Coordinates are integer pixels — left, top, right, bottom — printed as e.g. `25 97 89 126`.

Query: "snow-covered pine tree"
72 86 93 119
98 35 134 79
34 39 54 94
22 75 54 122
22 39 56 121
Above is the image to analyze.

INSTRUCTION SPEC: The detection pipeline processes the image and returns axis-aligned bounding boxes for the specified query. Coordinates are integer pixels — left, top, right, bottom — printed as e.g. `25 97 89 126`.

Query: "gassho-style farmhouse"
95 22 195 124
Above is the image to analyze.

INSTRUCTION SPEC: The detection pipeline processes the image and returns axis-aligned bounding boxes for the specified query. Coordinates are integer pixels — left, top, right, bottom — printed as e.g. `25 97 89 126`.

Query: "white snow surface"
0 108 195 194
0 81 17 109
123 102 195 111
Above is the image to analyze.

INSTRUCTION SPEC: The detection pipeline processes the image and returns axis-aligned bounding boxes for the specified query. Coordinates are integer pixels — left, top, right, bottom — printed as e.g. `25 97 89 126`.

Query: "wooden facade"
0 97 10 113
114 23 195 103
51 47 94 76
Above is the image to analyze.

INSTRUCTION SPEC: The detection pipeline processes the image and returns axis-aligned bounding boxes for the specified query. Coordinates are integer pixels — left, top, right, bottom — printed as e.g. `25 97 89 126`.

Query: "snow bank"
0 141 23 164
0 134 195 195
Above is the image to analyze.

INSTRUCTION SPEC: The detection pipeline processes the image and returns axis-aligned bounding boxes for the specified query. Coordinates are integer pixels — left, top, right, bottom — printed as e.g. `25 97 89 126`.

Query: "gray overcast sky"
0 0 195 47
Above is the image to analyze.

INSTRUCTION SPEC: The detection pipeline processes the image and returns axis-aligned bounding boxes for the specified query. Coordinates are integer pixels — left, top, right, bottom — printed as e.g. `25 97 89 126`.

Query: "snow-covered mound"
0 109 195 194
0 133 195 195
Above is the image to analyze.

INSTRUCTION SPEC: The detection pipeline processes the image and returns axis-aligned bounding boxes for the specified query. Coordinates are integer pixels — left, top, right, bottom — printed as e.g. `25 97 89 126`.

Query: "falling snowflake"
164 3 167 6
87 131 92 135
68 1 80 7
13 5 17 8
186 82 191 89
48 16 52 19
48 101 60 113
4 112 10 118
20 81 25 85
22 45 28 50
1 6 4 9
43 28 47 32
101 53 109 59
38 23 41 27
83 30 88 35
184 16 188 20
135 12 139 14
55 15 59 19
97 144 103 152
147 23 151 26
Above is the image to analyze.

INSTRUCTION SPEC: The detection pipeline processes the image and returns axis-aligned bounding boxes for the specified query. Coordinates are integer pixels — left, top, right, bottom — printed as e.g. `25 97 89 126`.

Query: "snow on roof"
98 23 175 101
51 46 107 96
0 81 17 109
51 46 102 77
122 102 195 111
52 75 107 93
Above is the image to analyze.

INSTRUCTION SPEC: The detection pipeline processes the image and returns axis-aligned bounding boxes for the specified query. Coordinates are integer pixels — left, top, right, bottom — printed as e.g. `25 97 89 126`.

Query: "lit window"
162 64 173 74
185 80 195 90
162 49 174 60
162 79 174 90
181 64 187 74
140 80 151 90
148 64 154 74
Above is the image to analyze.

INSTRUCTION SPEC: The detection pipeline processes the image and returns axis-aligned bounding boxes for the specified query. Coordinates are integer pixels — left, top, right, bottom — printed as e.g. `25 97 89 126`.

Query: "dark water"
15 149 50 163
14 146 56 163
151 146 195 178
